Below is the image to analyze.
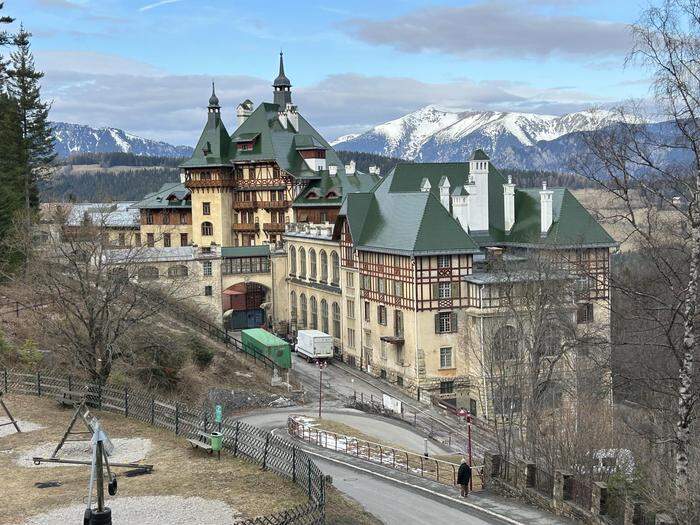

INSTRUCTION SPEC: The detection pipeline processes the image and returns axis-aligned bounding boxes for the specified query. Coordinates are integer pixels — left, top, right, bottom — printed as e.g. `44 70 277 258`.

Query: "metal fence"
606 490 627 525
533 466 554 497
566 476 593 511
499 458 519 485
2 369 325 525
288 415 483 490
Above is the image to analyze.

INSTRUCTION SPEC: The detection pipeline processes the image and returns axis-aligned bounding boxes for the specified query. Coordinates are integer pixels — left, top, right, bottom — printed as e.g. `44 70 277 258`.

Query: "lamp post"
317 360 327 419
458 408 474 491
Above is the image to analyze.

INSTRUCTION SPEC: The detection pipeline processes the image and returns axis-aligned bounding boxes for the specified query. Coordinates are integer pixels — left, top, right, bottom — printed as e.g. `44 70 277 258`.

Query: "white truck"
295 329 333 362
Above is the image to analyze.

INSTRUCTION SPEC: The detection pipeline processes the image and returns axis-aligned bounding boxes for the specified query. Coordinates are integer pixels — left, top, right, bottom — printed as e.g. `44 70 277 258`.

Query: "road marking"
279 430 525 525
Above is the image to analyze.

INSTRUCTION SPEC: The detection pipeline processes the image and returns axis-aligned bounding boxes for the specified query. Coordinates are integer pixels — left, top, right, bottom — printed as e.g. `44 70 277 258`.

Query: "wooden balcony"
259 200 290 209
263 222 286 232
185 179 236 189
232 223 258 232
233 200 257 210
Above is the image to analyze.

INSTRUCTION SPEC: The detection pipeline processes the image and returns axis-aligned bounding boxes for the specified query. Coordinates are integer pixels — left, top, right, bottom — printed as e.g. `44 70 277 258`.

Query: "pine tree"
7 26 55 213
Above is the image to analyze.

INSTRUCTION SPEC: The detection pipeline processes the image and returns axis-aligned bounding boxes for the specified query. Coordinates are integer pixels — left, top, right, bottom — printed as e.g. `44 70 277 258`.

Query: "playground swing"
0 391 21 434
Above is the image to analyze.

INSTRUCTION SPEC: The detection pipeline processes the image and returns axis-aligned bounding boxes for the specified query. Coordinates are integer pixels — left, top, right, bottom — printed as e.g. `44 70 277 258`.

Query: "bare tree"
572 2 700 519
4 208 187 384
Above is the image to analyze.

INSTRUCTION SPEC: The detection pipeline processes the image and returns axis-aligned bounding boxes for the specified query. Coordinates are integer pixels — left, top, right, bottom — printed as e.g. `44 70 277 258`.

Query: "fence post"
68 375 72 392
150 397 155 425
175 403 180 435
292 447 297 482
124 387 129 418
36 371 41 396
307 459 312 498
233 421 240 457
98 384 102 409
262 433 270 470
3 369 7 393
203 411 209 433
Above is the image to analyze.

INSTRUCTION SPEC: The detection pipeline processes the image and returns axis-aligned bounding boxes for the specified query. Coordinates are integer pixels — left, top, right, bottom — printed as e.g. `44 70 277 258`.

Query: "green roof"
133 182 191 210
180 110 231 168
471 149 490 161
339 174 480 256
234 132 260 142
293 169 382 208
221 245 270 258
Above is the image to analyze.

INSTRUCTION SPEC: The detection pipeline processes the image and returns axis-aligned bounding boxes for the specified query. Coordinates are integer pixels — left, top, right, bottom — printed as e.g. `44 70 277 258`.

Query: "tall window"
435 311 455 333
310 296 318 329
493 325 518 361
146 210 154 225
332 302 340 338
202 261 212 276
162 211 170 225
309 248 317 280
299 247 306 278
180 211 188 224
203 202 211 215
347 299 355 319
289 246 297 276
377 305 387 326
347 328 355 348
577 303 594 324
394 310 404 337
364 301 370 322
320 250 328 283
321 299 329 333
437 255 451 268
201 222 213 236
290 291 297 323
300 294 307 328
438 281 452 299
146 233 154 247
331 251 340 285
346 272 354 288
163 233 171 247
440 347 453 368
180 233 188 246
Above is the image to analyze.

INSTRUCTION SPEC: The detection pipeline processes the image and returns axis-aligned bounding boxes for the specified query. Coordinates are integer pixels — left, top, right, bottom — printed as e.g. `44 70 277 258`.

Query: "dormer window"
237 142 254 151
306 191 319 199
202 141 211 155
325 191 338 199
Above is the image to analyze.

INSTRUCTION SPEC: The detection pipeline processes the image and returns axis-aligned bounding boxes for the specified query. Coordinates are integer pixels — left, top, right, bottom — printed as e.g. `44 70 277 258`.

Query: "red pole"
467 413 473 491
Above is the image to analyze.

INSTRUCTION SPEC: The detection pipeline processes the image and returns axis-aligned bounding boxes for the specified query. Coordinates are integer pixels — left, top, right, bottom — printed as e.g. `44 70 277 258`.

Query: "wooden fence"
2 369 325 525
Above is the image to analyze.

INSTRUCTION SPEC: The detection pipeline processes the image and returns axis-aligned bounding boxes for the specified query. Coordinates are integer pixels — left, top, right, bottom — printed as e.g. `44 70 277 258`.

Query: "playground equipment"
0 391 21 434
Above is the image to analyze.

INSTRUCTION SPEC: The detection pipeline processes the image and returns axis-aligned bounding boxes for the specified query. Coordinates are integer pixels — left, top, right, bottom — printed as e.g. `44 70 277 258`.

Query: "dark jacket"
457 463 472 485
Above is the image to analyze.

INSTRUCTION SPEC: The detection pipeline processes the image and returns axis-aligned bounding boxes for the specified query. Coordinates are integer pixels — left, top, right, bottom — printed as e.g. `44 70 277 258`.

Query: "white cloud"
139 0 183 12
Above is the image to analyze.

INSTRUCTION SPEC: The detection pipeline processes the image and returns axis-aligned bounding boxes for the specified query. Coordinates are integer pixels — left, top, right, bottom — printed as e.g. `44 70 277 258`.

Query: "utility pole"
317 360 326 419
458 408 474 491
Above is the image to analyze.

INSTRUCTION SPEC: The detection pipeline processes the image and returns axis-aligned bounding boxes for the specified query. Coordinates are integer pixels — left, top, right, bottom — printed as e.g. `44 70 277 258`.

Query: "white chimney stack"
328 165 337 176
467 150 490 232
420 177 431 192
439 176 450 210
451 186 470 233
286 104 299 131
540 180 553 235
503 174 515 232
236 99 253 128
345 160 356 175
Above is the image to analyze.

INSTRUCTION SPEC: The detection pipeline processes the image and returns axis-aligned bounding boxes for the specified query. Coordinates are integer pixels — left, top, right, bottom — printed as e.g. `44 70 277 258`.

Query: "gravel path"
17 437 152 467
0 418 43 438
24 496 241 524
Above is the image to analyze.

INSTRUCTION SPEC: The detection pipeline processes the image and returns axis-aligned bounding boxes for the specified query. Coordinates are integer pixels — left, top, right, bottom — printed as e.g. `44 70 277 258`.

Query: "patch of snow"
0 418 44 438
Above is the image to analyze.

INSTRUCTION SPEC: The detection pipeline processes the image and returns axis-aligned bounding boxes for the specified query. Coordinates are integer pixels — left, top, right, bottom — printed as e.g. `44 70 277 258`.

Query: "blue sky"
12 0 652 145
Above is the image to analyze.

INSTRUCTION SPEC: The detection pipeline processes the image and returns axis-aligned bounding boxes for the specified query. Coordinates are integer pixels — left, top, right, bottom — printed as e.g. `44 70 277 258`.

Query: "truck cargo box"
241 328 292 369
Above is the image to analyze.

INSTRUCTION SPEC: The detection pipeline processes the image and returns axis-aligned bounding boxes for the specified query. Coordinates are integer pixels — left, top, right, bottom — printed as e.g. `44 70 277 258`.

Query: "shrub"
18 339 42 370
192 344 215 367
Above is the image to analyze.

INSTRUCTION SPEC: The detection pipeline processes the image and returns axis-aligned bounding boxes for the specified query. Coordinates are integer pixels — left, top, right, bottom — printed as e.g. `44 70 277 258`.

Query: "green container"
241 328 292 369
210 432 223 452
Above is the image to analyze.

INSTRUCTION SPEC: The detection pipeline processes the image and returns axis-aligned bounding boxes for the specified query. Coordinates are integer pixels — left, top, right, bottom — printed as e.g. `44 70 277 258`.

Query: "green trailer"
240 328 292 369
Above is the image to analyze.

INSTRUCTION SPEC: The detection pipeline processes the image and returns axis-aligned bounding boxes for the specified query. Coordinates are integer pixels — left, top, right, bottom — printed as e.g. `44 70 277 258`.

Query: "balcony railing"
232 223 258 232
259 200 290 209
263 222 286 232
233 200 257 210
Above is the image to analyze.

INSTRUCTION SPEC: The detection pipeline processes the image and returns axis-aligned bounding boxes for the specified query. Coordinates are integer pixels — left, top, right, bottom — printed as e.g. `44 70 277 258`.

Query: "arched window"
332 302 340 338
167 265 189 278
201 221 213 236
493 325 518 361
299 247 306 278
320 250 328 283
138 266 159 280
310 296 318 329
331 251 340 285
541 324 561 357
321 299 329 334
300 293 307 328
289 246 297 276
309 248 317 280
290 291 297 323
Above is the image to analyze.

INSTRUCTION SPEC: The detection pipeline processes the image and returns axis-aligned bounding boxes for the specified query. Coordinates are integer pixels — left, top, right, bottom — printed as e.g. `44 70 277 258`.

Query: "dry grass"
0 394 306 524
324 487 383 525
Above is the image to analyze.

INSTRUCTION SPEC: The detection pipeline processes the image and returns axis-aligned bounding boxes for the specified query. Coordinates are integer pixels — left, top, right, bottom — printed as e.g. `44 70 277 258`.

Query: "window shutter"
451 282 460 299
434 313 440 333
432 283 439 299
450 312 458 332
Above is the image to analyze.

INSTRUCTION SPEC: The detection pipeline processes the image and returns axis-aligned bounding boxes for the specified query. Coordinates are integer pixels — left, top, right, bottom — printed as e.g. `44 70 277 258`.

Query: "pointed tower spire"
273 52 292 106
208 81 220 110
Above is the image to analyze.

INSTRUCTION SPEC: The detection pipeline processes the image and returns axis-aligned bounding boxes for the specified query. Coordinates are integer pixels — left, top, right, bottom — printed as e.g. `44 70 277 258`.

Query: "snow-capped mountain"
330 133 361 146
332 106 626 171
51 122 193 158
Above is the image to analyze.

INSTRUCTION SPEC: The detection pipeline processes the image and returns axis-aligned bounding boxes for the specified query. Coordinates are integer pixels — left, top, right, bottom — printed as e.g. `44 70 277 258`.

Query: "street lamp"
317 360 327 419
457 408 474 491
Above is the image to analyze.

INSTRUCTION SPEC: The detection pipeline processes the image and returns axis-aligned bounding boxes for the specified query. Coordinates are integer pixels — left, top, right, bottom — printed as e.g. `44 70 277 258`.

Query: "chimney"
503 175 515 232
420 177 431 193
328 165 338 176
451 185 470 233
278 111 288 129
345 160 356 175
540 180 553 235
439 176 450 210
286 104 299 131
179 170 186 183
236 99 253 128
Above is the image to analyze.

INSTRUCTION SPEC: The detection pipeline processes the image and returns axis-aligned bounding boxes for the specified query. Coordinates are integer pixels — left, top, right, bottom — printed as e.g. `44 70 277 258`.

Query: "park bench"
187 431 214 454
55 390 86 407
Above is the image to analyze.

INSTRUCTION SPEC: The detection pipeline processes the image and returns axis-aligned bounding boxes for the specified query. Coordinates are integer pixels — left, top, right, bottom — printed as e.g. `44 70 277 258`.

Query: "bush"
17 339 43 370
189 334 215 367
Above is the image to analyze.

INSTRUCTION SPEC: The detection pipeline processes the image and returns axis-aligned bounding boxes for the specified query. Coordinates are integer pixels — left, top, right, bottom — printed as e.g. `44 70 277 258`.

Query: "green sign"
215 405 222 423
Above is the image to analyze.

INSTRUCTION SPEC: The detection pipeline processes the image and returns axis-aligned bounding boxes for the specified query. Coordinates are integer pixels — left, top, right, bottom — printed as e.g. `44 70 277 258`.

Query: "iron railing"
567 476 593 511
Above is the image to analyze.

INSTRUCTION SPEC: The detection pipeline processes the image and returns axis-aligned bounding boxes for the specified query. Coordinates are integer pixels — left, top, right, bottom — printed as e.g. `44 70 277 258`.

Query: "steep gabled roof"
180 111 231 169
294 169 382 208
133 182 191 209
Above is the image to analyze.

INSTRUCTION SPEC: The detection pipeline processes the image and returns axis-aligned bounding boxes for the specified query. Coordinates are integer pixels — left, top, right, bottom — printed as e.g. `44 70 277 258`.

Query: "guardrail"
3 370 325 525
287 415 483 490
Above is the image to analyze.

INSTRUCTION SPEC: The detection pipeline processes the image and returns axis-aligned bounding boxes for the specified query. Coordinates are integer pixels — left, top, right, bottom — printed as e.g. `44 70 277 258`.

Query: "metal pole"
467 413 473 491
96 441 105 512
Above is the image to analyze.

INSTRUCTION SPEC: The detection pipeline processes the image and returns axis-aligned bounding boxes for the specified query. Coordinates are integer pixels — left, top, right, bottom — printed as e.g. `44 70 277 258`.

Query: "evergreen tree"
7 25 55 213
0 3 14 88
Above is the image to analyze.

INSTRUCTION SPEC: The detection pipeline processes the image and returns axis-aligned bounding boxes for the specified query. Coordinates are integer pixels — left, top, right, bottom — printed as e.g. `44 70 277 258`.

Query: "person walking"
457 458 472 497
